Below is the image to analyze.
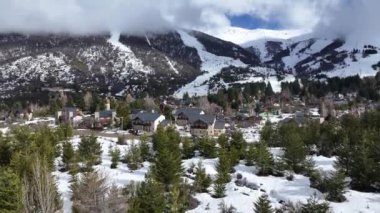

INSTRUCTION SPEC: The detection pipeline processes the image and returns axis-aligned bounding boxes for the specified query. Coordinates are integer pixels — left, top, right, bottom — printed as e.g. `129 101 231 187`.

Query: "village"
1 86 378 142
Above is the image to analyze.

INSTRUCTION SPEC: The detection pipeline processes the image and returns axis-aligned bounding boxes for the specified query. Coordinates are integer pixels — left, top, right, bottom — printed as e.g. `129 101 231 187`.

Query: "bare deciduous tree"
84 91 93 111
22 157 61 213
71 171 128 213
143 95 157 111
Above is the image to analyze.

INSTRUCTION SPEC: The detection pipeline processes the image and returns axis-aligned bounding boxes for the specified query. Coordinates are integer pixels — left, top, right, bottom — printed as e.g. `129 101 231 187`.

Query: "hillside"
0 30 261 100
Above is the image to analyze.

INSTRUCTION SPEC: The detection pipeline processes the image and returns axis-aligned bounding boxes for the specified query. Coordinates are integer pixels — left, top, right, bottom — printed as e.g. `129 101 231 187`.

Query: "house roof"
189 114 215 125
174 108 203 117
133 112 162 122
159 119 172 127
214 120 225 129
63 107 77 112
131 109 145 115
98 110 115 118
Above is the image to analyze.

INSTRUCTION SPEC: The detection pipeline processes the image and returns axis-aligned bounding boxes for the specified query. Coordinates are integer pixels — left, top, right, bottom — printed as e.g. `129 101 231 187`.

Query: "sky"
0 0 378 43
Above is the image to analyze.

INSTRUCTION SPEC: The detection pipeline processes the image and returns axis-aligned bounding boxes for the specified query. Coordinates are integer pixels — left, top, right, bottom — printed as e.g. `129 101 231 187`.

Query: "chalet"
132 112 165 132
189 114 215 137
94 110 117 128
309 108 323 123
57 107 81 126
294 111 306 126
214 120 226 137
93 98 117 128
173 108 204 126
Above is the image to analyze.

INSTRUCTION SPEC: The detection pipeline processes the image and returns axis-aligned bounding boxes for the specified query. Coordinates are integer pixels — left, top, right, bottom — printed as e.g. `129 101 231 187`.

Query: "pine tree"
213 177 226 198
349 143 376 191
261 121 274 145
139 134 151 161
198 136 217 158
56 123 74 141
325 171 346 202
0 136 13 167
193 161 212 193
182 137 195 159
265 82 274 97
62 141 75 171
0 168 22 212
230 131 247 160
132 178 166 213
216 149 231 183
301 195 330 213
167 182 191 213
124 143 142 170
78 135 102 169
151 127 183 189
254 141 273 176
109 147 121 169
283 129 307 173
253 193 273 213
334 135 352 173
245 144 255 166
217 134 229 150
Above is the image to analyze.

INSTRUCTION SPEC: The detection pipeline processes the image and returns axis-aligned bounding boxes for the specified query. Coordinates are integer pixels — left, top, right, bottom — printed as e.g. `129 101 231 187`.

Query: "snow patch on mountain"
207 26 308 45
164 56 179 74
174 30 248 97
108 32 152 74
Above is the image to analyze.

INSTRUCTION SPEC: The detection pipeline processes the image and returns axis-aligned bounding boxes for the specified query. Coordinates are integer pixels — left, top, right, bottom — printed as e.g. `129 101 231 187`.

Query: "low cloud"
313 0 380 44
0 0 378 45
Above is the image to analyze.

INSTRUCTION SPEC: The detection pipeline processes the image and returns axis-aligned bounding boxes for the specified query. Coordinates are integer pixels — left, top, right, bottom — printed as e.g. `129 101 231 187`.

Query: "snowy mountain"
245 35 380 78
0 30 262 100
0 27 379 100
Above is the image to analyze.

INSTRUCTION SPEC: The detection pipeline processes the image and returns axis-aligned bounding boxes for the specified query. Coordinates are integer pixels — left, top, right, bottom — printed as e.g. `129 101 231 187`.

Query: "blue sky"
228 14 281 29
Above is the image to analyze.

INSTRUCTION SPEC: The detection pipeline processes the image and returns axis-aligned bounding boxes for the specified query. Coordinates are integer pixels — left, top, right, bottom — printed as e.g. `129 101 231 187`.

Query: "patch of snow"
175 30 254 98
207 26 308 45
108 32 152 74
165 56 179 74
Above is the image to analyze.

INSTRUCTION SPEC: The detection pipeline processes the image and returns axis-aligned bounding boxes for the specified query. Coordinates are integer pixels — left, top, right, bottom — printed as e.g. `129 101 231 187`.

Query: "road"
74 129 141 140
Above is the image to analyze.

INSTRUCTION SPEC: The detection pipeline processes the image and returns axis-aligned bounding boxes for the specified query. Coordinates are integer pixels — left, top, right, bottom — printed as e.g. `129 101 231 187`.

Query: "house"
132 112 165 132
173 108 204 126
309 108 323 123
56 107 81 126
214 120 226 137
94 98 117 128
293 111 306 126
94 110 117 128
189 114 215 137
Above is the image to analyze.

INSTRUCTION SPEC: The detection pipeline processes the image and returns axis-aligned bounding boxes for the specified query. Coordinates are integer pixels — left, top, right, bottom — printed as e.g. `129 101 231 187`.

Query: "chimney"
105 97 111 111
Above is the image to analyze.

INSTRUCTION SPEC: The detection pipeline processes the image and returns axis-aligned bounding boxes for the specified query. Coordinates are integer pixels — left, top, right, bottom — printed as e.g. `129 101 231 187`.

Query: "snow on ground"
312 155 337 172
55 132 380 213
174 30 249 98
55 136 149 213
0 126 9 134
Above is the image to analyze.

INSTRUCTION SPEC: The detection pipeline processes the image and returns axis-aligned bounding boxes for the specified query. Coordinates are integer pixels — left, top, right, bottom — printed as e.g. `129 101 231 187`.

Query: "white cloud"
0 0 378 45
313 0 380 44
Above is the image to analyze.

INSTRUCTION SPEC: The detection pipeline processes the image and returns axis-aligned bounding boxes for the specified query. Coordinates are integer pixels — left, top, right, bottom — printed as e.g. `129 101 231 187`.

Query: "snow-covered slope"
108 32 152 74
0 30 262 99
174 30 249 97
245 33 380 78
206 26 308 46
